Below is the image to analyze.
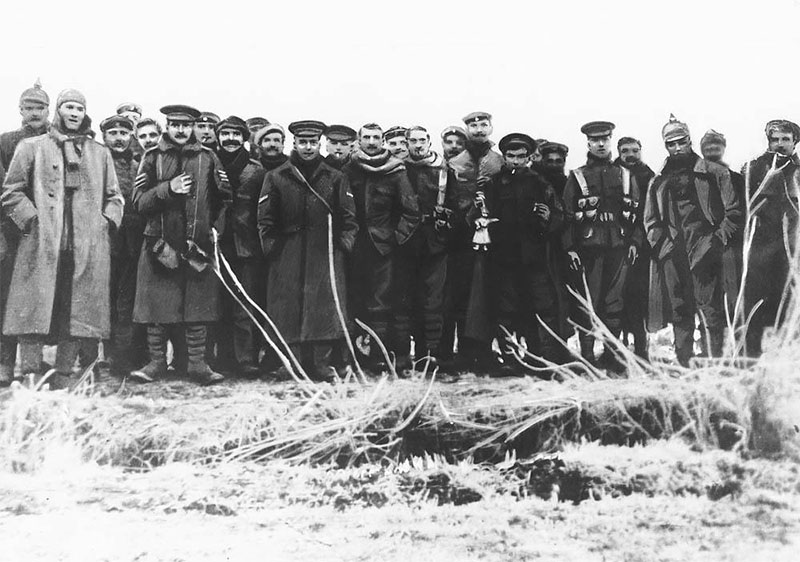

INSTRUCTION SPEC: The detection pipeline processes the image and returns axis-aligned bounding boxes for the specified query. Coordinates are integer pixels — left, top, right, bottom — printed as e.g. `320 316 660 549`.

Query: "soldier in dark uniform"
563 121 642 365
0 80 51 385
246 117 270 160
645 116 743 366
480 134 567 373
384 126 409 161
442 111 504 370
195 112 220 151
130 104 231 385
325 124 356 170
440 126 467 162
254 123 289 172
214 116 266 377
614 136 655 359
394 126 454 369
538 142 569 198
100 115 147 376
116 103 144 160
342 123 419 370
700 129 745 326
740 119 800 356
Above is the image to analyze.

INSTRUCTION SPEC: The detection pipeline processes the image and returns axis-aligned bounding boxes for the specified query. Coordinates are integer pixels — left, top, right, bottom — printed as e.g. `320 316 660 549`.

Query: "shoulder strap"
621 166 631 196
288 163 334 215
437 167 448 207
573 168 590 196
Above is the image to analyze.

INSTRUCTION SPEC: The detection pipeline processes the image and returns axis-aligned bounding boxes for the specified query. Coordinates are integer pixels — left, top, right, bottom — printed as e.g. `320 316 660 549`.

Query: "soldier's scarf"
218 147 250 189
405 151 444 169
465 139 494 160
289 150 323 180
51 115 94 191
351 148 405 174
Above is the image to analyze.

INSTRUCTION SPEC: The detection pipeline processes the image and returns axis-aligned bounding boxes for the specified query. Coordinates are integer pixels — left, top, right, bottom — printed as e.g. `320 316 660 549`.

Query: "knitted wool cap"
56 88 86 108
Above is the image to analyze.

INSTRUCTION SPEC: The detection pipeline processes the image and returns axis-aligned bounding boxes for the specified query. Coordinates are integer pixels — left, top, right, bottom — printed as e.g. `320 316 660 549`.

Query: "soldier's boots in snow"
131 325 168 383
186 325 224 386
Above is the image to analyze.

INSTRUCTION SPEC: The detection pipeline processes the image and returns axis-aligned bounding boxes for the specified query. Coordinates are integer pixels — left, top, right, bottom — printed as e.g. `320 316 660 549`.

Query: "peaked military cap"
160 104 201 122
499 133 537 154
254 123 286 146
765 119 800 142
100 115 134 133
288 120 327 138
215 115 249 138
441 125 467 140
116 102 142 116
197 111 220 124
462 111 492 124
20 79 50 106
384 126 408 140
700 129 726 147
325 124 357 142
540 141 569 157
662 114 690 142
580 121 615 138
246 117 270 130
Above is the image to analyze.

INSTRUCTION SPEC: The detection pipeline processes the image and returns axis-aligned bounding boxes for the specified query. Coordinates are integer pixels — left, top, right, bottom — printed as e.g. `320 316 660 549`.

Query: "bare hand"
628 245 638 265
170 173 193 194
534 203 551 221
474 191 486 207
568 251 582 271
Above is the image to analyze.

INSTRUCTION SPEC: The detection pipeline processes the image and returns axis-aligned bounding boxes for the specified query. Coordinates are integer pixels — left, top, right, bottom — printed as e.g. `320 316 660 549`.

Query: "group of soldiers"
0 80 797 387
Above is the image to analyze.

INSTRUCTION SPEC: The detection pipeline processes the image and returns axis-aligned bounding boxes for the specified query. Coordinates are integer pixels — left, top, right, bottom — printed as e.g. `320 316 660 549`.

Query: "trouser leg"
527 266 560 364
232 259 259 367
420 251 447 357
662 252 695 366
19 336 44 375
364 246 393 360
693 255 725 358
600 247 629 335
392 246 416 359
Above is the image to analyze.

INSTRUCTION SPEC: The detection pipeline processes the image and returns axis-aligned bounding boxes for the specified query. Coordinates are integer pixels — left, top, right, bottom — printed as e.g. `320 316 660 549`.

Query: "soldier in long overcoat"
131 104 231 385
258 120 358 380
1 89 124 387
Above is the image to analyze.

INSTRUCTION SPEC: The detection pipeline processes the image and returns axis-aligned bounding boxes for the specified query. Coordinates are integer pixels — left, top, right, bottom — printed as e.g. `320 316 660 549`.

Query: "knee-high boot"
185 324 224 386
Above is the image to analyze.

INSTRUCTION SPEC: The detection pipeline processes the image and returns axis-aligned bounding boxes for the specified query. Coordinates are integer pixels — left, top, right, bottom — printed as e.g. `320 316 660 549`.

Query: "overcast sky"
1 0 798 169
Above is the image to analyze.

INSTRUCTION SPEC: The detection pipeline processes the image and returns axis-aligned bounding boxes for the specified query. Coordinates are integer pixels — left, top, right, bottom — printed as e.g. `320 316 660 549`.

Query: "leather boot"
186 324 224 386
131 325 168 383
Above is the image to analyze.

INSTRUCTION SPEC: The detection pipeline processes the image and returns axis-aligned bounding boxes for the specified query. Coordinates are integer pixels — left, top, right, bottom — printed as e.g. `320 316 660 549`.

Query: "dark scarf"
51 116 94 191
218 146 250 186
465 139 492 160
663 152 699 175
405 150 443 168
260 152 288 171
351 148 405 174
586 151 612 166
613 156 646 172
325 154 349 170
290 150 323 181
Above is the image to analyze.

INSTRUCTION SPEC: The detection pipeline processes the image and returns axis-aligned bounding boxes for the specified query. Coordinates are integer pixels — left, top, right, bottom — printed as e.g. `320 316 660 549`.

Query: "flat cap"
288 120 327 138
441 125 467 140
498 133 537 154
20 79 49 106
540 141 569 157
160 104 201 122
662 114 690 142
462 111 492 124
325 124 357 142
700 129 726 147
56 88 86 108
254 123 286 146
580 121 615 138
197 111 220 124
384 126 408 140
100 115 134 133
246 117 270 130
116 102 142 116
765 119 800 141
215 115 249 138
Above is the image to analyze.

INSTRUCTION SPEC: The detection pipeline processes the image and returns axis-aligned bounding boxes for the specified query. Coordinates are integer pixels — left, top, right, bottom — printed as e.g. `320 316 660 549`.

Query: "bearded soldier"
258 120 358 380
538 142 569 198
1 89 124 389
0 80 51 385
443 111 504 370
563 121 642 367
131 104 231 385
740 119 800 356
645 115 743 366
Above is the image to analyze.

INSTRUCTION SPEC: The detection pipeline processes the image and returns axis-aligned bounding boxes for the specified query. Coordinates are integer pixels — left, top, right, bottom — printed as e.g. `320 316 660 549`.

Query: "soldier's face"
503 147 530 170
194 122 217 146
619 142 642 165
167 121 193 145
218 129 245 153
359 128 383 156
103 127 132 153
20 102 48 128
587 135 611 158
665 136 692 156
58 102 86 132
701 142 725 163
407 130 431 160
294 136 321 160
466 119 492 141
441 134 465 159
119 110 141 124
259 132 285 156
768 131 796 156
137 124 161 150
542 152 565 173
326 139 353 160
385 137 409 159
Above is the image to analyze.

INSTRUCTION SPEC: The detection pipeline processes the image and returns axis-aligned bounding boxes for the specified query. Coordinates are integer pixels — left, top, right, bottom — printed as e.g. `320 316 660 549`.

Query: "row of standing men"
0 82 797 386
